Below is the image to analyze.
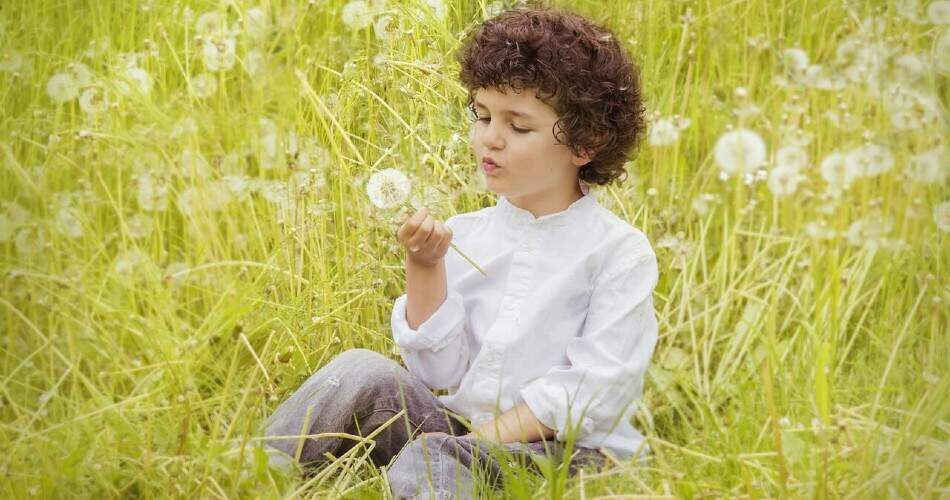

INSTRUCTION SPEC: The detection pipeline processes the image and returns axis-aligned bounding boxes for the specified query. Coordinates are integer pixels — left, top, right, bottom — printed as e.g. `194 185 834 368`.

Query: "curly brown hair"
455 6 647 186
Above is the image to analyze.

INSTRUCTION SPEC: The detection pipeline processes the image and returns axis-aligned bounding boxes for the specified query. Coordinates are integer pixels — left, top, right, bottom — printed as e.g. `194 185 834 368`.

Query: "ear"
571 148 596 167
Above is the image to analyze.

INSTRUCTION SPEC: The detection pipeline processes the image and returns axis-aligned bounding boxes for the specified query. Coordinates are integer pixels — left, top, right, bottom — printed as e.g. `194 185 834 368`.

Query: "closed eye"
474 116 530 134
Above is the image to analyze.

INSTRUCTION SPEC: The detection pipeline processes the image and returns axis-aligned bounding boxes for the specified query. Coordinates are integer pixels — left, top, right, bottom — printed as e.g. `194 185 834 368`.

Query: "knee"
329 348 407 390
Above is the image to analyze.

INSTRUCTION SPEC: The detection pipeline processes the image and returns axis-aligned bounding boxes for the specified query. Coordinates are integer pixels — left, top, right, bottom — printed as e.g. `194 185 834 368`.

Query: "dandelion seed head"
935 201 950 233
366 168 411 209
713 129 767 175
202 37 237 72
928 1 950 24
648 118 682 147
78 87 108 114
190 73 218 98
46 73 79 103
341 1 374 30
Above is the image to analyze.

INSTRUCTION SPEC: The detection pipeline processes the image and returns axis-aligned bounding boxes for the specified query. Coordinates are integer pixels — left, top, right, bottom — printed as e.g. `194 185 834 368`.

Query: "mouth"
482 157 501 173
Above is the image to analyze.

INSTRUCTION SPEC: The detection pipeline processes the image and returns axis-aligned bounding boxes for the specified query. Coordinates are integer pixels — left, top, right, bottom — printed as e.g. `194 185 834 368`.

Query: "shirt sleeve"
519 244 659 443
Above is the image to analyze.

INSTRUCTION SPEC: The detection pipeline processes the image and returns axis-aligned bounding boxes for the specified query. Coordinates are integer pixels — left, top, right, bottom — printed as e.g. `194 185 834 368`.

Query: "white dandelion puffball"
190 73 218 98
244 7 269 40
907 146 948 185
342 1 374 30
122 66 153 95
775 145 808 171
767 165 804 198
202 37 237 72
366 168 411 209
374 15 396 41
935 201 950 232
713 129 767 176
648 118 682 147
0 52 24 73
46 73 79 102
936 29 950 74
820 151 860 191
69 62 93 87
195 11 227 36
846 144 894 177
422 0 448 20
79 87 107 114
928 1 950 24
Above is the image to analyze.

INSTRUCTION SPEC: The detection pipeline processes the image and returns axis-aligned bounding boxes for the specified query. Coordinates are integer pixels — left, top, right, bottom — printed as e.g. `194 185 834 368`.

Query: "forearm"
405 258 447 330
467 403 556 444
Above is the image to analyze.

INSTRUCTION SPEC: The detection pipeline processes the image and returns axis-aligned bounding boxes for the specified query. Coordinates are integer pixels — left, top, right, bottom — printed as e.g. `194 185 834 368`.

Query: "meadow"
1 0 947 497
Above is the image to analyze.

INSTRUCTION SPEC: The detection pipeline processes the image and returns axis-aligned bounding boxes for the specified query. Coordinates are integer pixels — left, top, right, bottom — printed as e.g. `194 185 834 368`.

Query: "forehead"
472 86 558 118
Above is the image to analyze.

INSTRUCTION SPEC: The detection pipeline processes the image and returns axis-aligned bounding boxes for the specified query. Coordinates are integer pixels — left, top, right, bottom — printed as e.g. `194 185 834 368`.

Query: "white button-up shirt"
390 181 659 461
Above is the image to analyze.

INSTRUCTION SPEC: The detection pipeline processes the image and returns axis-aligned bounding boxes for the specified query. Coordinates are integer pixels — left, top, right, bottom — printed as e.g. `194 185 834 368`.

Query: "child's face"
470 86 592 204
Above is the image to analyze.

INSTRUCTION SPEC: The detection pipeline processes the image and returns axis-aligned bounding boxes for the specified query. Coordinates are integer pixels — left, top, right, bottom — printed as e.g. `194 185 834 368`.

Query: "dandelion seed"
935 201 950 233
126 213 154 239
648 117 685 146
121 66 153 95
906 146 948 185
195 11 227 37
55 207 84 239
202 37 237 71
78 87 107 114
245 49 265 77
341 1 374 30
68 62 93 87
366 168 411 209
845 144 893 177
767 166 803 198
713 129 767 176
819 151 859 192
928 1 950 24
0 52 24 73
775 145 808 171
374 15 396 41
244 7 269 40
136 171 170 211
189 73 218 98
46 73 79 102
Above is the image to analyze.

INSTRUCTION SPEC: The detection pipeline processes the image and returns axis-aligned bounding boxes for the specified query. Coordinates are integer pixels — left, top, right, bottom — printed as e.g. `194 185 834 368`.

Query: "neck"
506 180 585 219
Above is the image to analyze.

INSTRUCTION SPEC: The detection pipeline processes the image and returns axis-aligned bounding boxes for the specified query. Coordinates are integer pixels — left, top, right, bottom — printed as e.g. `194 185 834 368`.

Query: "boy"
261 6 656 498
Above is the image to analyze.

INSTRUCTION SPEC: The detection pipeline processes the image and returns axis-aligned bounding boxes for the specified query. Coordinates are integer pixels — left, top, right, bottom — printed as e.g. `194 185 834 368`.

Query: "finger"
409 217 436 248
397 208 428 241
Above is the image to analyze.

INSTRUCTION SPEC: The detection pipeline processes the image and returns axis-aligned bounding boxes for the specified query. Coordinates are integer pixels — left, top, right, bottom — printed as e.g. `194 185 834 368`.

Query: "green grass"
1 0 947 497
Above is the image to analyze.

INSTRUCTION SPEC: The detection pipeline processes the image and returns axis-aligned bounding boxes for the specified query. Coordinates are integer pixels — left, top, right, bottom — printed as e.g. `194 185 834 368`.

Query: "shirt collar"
496 180 598 228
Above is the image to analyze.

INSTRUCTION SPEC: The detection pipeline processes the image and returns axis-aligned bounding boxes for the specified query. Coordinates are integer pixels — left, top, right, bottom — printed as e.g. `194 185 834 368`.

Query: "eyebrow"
473 99 535 120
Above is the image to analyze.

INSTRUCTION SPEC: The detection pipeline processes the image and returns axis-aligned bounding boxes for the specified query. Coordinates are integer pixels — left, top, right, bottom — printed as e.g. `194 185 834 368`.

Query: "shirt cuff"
390 290 466 352
520 377 596 442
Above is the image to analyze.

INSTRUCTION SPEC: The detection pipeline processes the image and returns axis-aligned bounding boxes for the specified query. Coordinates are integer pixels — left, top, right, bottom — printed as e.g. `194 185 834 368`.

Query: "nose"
479 120 505 150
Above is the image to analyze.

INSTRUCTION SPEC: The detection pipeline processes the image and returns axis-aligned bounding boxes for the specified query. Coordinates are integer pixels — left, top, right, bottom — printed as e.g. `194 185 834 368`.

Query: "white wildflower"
374 15 396 41
805 221 836 240
190 73 218 98
78 87 108 114
845 144 894 177
15 226 44 256
767 165 804 198
55 207 84 239
0 52 24 73
120 66 153 95
421 0 448 20
195 11 227 37
46 73 79 102
935 29 950 75
136 171 170 211
845 214 893 249
115 248 148 275
713 129 767 177
649 116 689 146
935 201 950 232
202 37 237 71
245 49 265 77
775 145 808 171
906 146 948 184
244 7 269 40
928 1 950 24
887 87 940 131
819 151 859 193
126 213 154 239
366 168 411 209
341 1 374 30
892 54 925 83
68 62 93 87
180 148 211 179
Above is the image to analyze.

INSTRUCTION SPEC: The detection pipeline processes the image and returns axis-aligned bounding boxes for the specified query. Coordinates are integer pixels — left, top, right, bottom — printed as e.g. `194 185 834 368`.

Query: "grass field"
1 0 948 497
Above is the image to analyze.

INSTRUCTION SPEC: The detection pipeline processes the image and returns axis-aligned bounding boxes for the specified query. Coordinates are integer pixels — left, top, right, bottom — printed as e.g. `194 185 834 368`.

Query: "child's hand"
396 207 453 268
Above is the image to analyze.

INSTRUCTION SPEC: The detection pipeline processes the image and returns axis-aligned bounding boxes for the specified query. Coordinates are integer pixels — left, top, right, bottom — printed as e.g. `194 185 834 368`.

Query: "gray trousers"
259 348 606 498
